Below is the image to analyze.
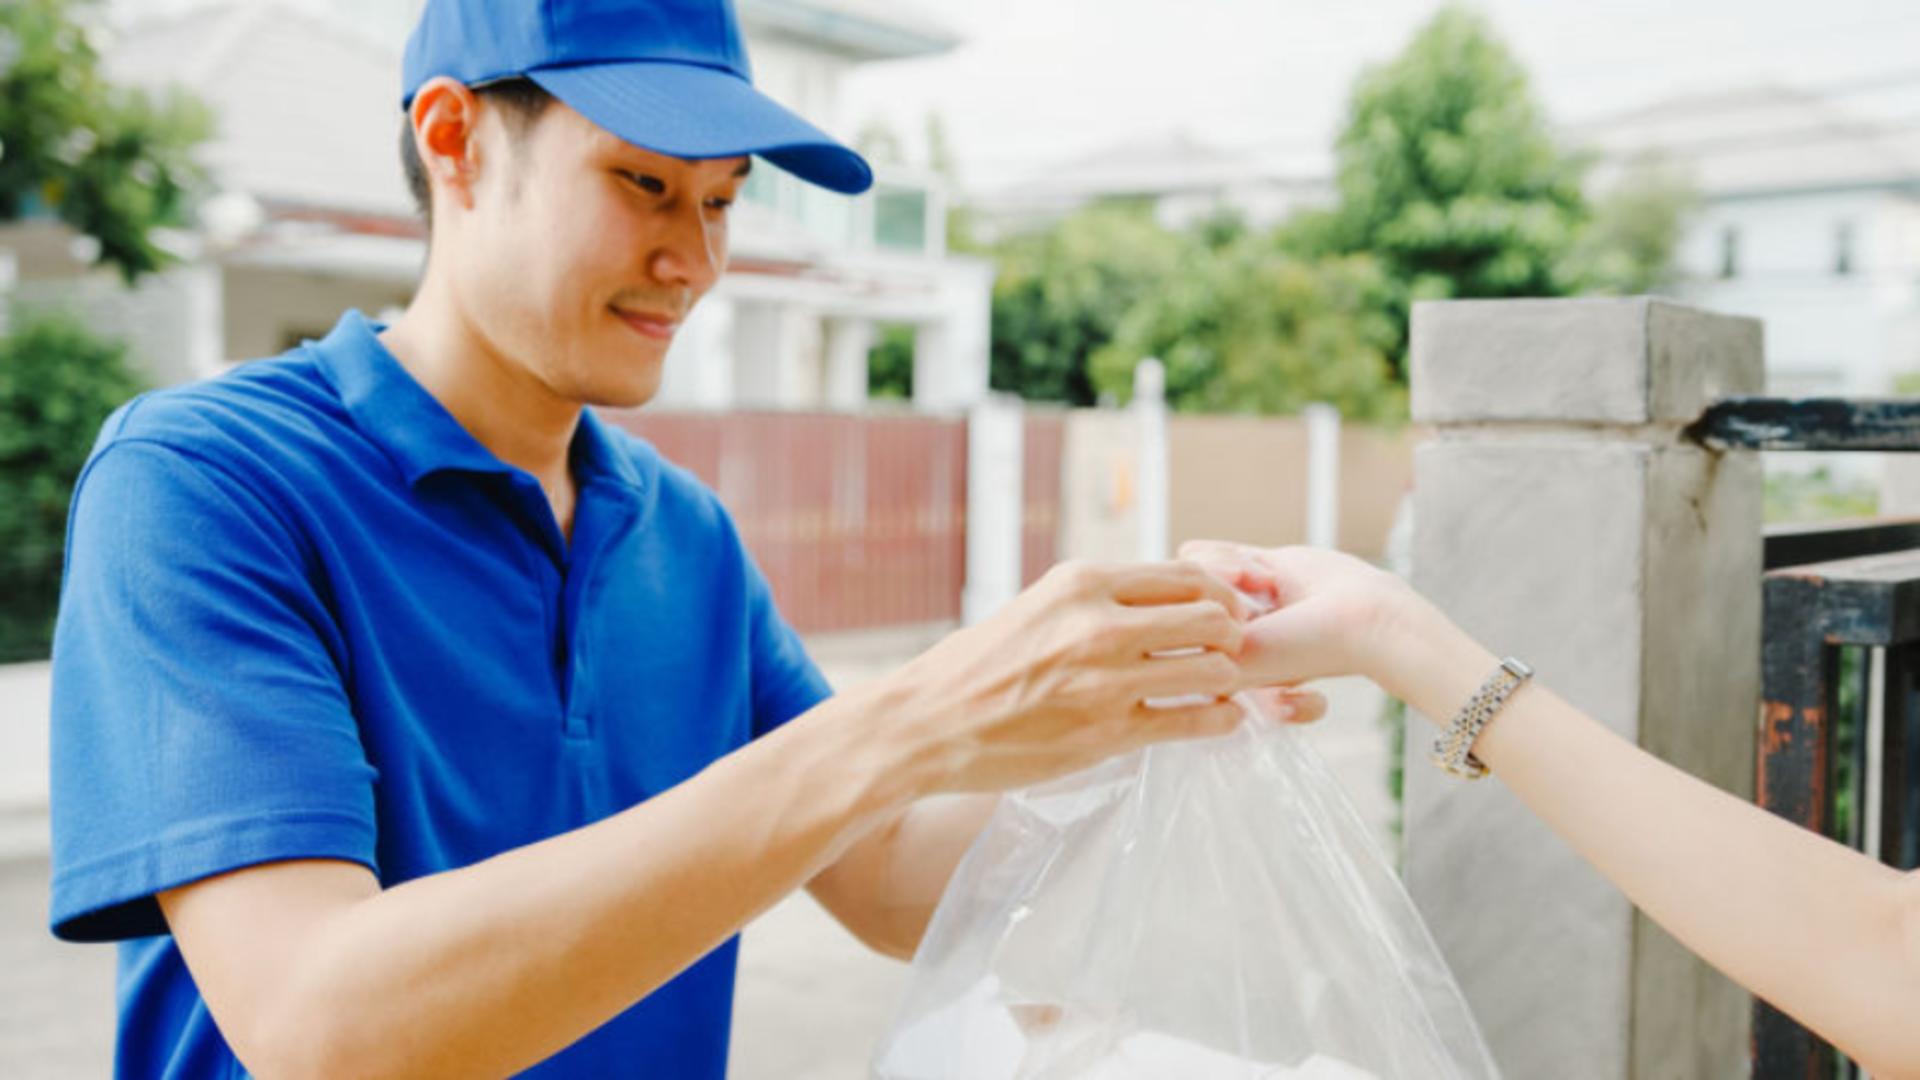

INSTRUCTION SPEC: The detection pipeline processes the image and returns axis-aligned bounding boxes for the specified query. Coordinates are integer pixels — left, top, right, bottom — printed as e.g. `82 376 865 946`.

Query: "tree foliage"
953 5 1692 416
1089 236 1405 421
987 204 1188 406
1567 154 1698 295
0 0 211 282
1298 7 1589 368
0 313 145 660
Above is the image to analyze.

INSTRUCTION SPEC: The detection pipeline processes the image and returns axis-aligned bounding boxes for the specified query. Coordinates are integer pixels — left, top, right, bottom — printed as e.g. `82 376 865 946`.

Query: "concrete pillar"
1133 358 1169 562
912 257 994 412
823 316 873 410
1304 402 1340 549
659 295 737 409
731 302 787 410
777 310 825 408
180 263 225 380
963 394 1025 624
1405 297 1764 1080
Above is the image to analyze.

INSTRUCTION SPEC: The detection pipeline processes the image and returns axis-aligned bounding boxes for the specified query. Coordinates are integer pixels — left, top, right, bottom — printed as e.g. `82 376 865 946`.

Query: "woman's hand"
1177 541 1426 685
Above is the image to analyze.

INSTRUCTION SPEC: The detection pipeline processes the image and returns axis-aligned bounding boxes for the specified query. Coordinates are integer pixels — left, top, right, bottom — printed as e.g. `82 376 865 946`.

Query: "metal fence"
1694 399 1920 1078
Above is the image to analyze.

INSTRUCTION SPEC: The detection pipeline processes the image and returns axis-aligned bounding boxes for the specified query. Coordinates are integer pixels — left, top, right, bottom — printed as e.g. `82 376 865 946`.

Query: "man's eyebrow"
733 158 753 178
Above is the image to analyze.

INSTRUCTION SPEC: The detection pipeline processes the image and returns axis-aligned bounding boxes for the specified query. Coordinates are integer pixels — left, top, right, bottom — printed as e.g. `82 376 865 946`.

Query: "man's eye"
705 197 734 211
619 171 666 195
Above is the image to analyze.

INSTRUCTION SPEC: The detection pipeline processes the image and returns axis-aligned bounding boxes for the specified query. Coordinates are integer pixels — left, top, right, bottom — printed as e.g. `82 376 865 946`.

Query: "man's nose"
648 205 722 293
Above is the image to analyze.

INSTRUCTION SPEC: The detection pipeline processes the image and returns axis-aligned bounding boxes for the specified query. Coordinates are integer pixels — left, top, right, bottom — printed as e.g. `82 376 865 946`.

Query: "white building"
964 128 1333 243
1 0 993 412
1578 86 1920 397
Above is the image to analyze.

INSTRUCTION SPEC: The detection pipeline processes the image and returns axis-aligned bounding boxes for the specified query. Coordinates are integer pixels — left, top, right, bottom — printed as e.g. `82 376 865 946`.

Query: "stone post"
1404 297 1764 1079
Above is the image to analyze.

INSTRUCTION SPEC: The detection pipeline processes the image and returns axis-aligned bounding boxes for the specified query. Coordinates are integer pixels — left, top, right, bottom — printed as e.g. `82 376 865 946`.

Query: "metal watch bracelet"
1430 657 1534 780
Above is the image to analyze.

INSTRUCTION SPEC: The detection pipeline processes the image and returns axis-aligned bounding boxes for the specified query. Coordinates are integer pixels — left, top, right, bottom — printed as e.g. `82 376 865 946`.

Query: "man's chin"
584 362 666 410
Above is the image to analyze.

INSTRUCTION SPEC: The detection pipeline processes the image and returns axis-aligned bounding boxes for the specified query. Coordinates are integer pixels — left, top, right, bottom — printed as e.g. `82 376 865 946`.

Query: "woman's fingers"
1249 686 1328 725
1176 541 1279 605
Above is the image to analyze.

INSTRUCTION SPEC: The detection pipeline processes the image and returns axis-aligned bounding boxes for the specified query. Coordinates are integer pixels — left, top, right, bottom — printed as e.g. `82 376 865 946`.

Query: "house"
963 128 1333 243
1 0 993 412
1577 86 1920 397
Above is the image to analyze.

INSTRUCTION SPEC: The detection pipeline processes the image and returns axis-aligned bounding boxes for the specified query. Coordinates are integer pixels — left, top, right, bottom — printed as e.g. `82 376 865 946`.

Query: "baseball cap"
401 0 874 195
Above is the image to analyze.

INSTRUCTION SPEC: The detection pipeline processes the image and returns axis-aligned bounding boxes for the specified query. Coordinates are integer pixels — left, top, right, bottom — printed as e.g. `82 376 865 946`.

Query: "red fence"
601 409 969 634
1022 411 1065 587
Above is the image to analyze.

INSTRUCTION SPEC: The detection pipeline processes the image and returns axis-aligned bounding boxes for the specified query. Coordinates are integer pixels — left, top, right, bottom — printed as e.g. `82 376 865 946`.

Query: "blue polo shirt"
47 310 833 1078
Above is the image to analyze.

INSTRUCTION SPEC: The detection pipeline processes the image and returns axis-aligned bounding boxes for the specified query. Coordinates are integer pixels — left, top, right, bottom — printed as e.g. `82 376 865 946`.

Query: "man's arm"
159 561 1249 1078
805 794 999 960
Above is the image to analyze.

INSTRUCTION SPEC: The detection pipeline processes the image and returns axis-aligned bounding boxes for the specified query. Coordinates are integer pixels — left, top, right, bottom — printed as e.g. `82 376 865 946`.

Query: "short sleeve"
48 440 378 942
743 552 832 739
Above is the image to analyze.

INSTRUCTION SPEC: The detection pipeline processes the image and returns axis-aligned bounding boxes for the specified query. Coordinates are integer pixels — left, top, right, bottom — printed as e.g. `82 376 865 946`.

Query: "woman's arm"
1187 541 1920 1078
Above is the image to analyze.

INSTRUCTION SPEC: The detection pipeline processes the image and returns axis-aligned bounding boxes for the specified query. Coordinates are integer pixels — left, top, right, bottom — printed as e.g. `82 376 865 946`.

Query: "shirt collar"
314 310 647 495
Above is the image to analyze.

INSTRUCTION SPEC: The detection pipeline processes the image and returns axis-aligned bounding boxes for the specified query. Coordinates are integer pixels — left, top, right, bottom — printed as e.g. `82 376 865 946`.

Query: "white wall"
223 266 415 365
1674 188 1920 395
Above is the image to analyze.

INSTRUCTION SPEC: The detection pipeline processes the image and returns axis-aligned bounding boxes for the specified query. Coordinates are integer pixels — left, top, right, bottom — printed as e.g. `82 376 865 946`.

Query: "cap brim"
528 62 873 195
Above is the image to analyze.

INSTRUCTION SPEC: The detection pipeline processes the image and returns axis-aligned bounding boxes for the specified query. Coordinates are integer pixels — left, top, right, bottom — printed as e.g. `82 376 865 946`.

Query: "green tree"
987 203 1193 405
0 313 146 660
0 0 211 282
867 322 914 401
1307 6 1590 371
1566 153 1698 295
1088 236 1406 421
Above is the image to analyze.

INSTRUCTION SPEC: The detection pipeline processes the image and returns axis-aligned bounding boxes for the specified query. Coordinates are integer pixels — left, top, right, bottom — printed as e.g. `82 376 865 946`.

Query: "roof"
971 127 1330 209
1574 85 1920 199
107 1 414 217
736 0 962 61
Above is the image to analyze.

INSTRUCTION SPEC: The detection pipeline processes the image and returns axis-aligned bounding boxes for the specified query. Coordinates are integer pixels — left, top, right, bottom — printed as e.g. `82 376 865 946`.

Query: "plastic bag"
871 692 1501 1079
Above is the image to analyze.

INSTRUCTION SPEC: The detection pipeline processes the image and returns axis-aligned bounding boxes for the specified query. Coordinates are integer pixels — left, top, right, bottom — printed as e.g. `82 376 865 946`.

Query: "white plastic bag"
871 693 1500 1079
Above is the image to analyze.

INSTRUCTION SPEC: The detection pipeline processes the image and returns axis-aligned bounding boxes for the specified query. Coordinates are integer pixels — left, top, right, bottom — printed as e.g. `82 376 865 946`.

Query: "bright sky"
840 0 1920 188
108 0 1920 193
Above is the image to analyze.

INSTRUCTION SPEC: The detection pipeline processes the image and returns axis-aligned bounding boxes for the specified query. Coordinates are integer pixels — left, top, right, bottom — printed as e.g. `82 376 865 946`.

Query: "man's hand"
808 558 1325 958
877 559 1253 795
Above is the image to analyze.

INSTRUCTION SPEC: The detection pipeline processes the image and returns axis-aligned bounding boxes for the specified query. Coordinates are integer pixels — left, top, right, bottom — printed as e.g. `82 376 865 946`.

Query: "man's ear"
410 77 484 213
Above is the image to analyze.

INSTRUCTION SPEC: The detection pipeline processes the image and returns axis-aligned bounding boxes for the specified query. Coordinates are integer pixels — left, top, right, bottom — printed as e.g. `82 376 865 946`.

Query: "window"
1718 226 1740 280
1835 221 1855 276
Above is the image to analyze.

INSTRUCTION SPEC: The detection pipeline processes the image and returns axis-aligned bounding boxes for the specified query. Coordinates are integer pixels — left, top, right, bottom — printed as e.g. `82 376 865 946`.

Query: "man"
47 0 1318 1075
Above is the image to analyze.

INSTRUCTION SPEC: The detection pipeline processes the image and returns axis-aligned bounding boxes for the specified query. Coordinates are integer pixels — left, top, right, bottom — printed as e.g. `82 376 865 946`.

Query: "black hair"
399 77 557 229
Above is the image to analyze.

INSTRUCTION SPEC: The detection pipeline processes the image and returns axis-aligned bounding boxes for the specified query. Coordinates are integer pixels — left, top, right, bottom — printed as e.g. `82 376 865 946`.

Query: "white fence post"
1134 358 1168 562
963 393 1025 624
1405 297 1765 1078
1304 402 1341 549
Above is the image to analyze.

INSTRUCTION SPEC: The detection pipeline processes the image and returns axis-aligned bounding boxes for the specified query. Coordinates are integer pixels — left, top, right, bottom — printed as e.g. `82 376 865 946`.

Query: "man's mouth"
611 305 680 341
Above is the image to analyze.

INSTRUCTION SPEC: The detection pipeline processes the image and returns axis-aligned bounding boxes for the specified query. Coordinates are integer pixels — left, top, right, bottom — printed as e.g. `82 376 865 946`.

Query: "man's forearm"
810 793 1000 959
260 684 929 1078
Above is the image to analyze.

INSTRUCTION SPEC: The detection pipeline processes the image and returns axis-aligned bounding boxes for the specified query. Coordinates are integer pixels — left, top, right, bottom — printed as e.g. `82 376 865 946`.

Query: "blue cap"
401 0 873 195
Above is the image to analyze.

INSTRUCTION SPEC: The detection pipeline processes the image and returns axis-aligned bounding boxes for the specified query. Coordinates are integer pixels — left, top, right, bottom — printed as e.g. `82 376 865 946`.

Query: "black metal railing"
1692 399 1920 1079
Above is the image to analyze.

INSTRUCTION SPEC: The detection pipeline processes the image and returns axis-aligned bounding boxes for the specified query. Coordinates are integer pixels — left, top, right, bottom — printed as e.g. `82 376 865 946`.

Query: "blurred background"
7 0 1920 1076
